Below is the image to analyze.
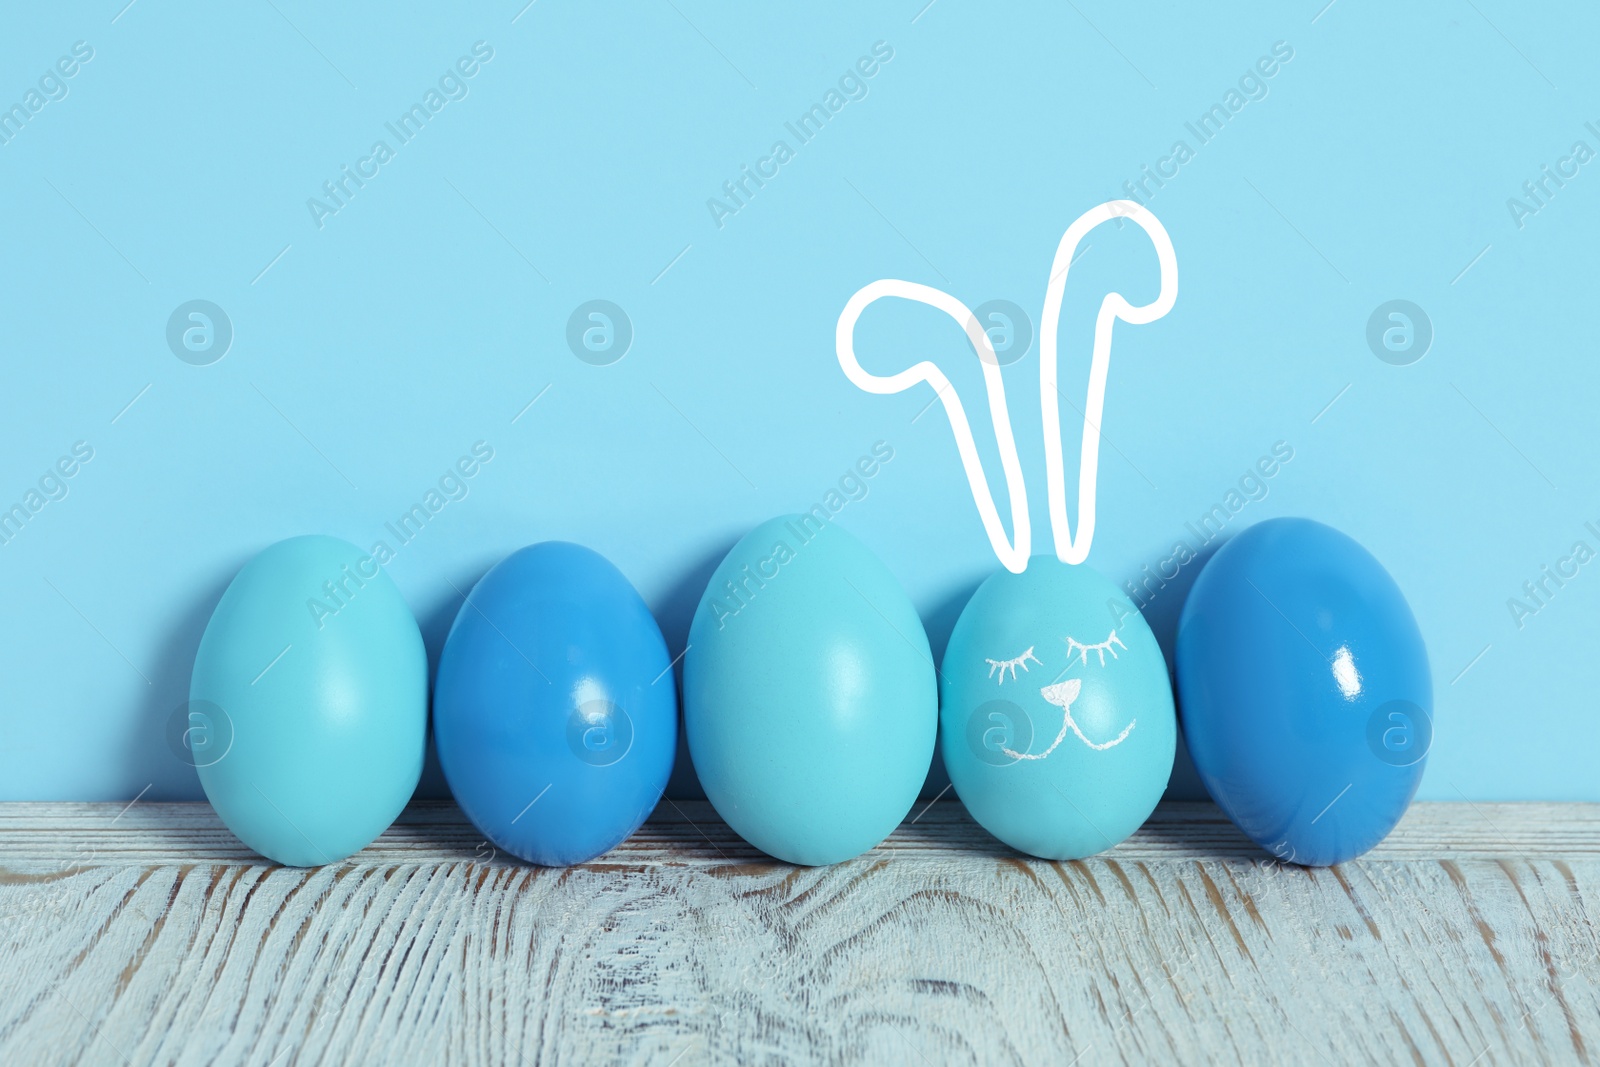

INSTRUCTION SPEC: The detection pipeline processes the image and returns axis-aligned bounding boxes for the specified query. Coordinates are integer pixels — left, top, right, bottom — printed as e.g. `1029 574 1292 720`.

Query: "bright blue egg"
684 516 936 865
434 542 676 866
940 559 1176 859
1177 518 1432 866
191 535 427 866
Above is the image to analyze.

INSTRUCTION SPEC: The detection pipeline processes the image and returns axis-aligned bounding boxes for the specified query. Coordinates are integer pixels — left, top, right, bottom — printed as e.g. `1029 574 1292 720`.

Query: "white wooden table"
1 801 1596 1065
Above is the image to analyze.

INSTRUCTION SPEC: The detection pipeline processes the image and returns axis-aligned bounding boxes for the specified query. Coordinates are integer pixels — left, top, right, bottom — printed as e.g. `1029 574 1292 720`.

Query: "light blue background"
2 1 1595 802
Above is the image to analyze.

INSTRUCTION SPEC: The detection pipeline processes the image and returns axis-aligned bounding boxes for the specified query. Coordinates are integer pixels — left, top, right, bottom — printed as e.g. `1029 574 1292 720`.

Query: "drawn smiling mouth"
1000 678 1137 760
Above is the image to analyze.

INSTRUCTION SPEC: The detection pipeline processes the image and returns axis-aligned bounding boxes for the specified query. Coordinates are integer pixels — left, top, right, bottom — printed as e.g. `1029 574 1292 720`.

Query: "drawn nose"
1039 678 1081 709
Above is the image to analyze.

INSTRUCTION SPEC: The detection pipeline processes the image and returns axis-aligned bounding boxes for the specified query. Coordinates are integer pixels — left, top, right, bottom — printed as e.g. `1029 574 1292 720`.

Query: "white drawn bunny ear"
835 279 1032 573
835 199 1177 572
1039 200 1178 565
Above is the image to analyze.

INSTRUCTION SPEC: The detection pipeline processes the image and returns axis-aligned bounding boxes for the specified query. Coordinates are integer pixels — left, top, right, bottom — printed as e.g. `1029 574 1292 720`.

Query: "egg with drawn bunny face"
940 558 1175 859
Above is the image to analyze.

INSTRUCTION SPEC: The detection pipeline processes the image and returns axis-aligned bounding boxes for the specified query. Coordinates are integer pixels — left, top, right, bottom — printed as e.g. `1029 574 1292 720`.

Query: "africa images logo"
0 40 94 148
702 442 894 630
839 199 1179 768
306 42 495 229
706 40 895 229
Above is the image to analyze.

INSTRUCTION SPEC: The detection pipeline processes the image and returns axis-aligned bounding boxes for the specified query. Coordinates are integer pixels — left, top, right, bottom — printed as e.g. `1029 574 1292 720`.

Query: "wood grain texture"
1 801 1597 1066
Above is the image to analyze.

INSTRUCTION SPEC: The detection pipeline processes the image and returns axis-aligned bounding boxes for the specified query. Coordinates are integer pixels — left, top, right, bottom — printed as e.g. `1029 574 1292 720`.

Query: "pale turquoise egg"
684 516 936 865
940 558 1175 859
190 535 427 866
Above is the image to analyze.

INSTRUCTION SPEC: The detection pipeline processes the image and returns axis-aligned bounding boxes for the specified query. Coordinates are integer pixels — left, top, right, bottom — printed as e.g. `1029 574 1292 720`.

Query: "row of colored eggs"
190 515 1431 869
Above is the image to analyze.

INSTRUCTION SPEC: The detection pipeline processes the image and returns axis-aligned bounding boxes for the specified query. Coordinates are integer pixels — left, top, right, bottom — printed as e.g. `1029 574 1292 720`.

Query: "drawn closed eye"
1064 629 1127 667
985 645 1041 683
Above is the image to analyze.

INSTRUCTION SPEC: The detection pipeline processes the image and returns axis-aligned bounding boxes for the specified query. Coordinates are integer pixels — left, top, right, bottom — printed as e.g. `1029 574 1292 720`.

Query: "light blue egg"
940 558 1175 859
191 535 427 866
684 516 936 865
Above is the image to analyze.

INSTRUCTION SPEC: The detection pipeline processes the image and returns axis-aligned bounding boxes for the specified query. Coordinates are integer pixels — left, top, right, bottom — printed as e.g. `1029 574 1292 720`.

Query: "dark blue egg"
434 543 676 866
1176 518 1431 866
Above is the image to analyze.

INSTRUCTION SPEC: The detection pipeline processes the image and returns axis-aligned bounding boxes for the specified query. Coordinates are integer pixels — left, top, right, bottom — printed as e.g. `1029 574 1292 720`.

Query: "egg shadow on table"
122 558 245 805
889 799 1034 860
1131 806 1270 861
1124 535 1230 805
655 535 740 803
913 573 985 803
409 553 505 804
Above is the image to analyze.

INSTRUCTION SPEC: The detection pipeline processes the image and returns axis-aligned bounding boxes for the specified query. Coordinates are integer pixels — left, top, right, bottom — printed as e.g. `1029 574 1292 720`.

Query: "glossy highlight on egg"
939 558 1176 860
684 515 937 865
1177 518 1432 866
190 535 428 867
433 542 677 867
